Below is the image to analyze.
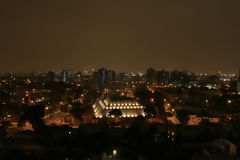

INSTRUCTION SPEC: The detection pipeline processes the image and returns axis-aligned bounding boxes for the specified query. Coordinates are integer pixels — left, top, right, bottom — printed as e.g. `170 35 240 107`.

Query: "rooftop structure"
92 97 145 118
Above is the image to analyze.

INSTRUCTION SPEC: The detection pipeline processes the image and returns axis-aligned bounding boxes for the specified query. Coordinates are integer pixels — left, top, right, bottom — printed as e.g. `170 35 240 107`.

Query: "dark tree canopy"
20 104 45 132
108 109 122 117
134 87 164 117
176 109 190 124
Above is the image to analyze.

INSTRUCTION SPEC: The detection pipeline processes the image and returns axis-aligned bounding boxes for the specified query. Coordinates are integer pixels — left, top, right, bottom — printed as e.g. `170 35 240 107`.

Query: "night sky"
1 0 240 73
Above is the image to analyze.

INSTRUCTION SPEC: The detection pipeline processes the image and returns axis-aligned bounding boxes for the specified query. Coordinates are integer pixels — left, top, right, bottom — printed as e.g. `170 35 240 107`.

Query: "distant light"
113 149 117 156
150 98 154 103
228 100 232 104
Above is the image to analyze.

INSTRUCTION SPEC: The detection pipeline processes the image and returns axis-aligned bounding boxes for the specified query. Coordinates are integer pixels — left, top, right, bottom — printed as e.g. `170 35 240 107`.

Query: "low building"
92 97 145 118
188 115 220 125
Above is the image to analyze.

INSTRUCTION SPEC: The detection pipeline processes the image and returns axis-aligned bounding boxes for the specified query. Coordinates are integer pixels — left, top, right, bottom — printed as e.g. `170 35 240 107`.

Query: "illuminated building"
92 97 145 118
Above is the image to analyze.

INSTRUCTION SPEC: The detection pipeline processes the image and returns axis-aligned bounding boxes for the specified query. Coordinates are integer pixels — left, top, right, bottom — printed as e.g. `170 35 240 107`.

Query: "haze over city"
1 0 240 73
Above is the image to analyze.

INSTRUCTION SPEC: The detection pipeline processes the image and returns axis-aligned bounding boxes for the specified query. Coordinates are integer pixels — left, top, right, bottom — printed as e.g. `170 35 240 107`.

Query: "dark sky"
1 0 240 73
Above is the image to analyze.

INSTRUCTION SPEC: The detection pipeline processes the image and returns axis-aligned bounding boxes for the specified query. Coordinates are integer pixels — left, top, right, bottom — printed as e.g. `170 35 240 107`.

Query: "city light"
113 149 117 156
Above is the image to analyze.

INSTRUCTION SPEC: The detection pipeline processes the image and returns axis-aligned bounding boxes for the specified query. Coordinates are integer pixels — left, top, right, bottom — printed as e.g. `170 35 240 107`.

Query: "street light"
113 149 117 156
228 100 232 104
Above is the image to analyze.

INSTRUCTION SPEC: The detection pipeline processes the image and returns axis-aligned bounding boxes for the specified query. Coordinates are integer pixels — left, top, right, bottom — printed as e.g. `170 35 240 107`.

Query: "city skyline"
1 0 240 73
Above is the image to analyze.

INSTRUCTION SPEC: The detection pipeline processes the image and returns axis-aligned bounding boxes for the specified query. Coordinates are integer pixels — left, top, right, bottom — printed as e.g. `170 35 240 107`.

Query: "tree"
108 109 122 117
134 87 164 117
69 105 83 122
20 104 45 132
176 109 190 124
134 87 152 105
0 121 11 139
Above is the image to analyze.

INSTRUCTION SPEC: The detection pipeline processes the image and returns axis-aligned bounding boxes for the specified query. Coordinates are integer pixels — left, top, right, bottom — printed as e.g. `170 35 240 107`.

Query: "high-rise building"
47 71 55 82
98 68 107 87
120 72 129 81
107 70 116 82
147 67 156 83
60 70 68 82
237 69 240 92
98 68 116 89
170 70 189 84
156 69 169 84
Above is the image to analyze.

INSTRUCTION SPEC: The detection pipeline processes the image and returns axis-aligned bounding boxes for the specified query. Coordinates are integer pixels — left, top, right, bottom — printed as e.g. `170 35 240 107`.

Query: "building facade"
92 97 145 118
188 115 220 125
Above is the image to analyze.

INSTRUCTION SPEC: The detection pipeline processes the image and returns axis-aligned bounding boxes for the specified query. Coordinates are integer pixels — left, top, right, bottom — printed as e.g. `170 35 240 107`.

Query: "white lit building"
92 97 145 118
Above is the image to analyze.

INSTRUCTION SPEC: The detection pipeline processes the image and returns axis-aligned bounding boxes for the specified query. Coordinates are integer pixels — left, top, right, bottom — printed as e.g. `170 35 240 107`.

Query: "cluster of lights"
99 101 106 109
105 106 144 110
93 104 103 118
122 114 138 117
93 99 146 118
109 102 139 106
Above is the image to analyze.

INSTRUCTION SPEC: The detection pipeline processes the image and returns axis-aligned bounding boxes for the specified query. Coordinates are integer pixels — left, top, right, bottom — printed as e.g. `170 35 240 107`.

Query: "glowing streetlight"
113 149 117 156
150 98 154 103
228 100 232 104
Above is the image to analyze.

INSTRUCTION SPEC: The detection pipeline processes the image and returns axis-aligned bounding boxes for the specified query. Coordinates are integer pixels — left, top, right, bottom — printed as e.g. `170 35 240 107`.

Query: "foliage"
69 102 83 122
108 109 122 117
176 109 190 124
134 87 164 117
20 104 45 132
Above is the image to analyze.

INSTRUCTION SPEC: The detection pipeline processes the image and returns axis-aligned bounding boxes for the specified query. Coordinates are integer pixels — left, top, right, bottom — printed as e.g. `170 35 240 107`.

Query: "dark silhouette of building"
98 68 107 87
147 67 156 83
107 70 116 82
119 72 128 81
98 68 116 89
47 71 55 82
237 69 240 92
170 70 190 85
156 69 169 84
